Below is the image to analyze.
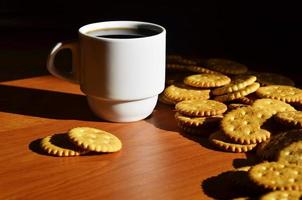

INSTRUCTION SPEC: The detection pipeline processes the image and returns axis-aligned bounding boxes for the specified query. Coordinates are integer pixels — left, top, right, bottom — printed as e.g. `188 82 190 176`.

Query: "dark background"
0 1 301 83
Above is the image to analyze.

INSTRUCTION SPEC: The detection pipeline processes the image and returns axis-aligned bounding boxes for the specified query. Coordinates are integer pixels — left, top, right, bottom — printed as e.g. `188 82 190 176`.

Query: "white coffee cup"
47 21 166 122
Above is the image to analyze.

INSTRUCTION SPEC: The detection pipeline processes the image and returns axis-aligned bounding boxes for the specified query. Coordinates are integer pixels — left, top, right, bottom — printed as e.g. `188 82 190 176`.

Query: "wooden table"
0 75 248 200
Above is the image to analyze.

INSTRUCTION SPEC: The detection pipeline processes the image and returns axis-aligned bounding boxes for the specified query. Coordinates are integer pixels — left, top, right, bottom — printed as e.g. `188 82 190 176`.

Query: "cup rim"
79 20 166 41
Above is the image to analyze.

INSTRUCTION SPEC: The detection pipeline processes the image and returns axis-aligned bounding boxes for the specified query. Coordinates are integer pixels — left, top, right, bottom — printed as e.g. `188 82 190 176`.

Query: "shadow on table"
201 169 265 200
201 152 265 200
144 102 179 132
178 131 219 151
29 138 49 156
0 84 99 121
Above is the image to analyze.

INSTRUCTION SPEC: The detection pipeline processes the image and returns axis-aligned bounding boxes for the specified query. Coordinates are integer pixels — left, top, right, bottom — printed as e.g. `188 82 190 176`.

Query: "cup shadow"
0 84 99 121
144 102 179 132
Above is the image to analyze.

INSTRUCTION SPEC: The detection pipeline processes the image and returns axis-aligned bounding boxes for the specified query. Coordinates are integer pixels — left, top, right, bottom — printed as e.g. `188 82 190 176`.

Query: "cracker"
184 74 231 88
167 54 197 65
256 129 302 161
256 85 302 103
275 111 302 128
209 130 257 153
163 84 210 102
247 71 295 86
175 99 227 117
40 133 87 156
68 127 122 152
206 58 248 75
252 99 296 116
166 63 188 71
187 65 219 74
158 93 177 105
277 141 302 166
249 161 302 191
259 190 302 200
212 75 257 95
175 112 222 127
177 122 214 136
214 82 260 102
221 106 272 144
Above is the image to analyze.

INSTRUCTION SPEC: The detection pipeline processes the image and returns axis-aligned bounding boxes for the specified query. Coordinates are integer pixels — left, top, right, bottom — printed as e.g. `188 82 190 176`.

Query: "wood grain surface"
0 76 250 200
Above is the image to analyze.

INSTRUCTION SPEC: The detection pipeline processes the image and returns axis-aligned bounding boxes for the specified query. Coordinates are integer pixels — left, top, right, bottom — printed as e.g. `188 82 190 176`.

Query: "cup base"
87 95 158 122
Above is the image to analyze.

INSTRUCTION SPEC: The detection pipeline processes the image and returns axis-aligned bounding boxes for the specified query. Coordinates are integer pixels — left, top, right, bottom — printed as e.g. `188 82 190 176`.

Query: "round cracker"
68 127 122 153
209 130 257 153
158 93 177 105
277 141 302 166
256 85 302 103
252 98 296 116
175 99 227 117
175 112 222 127
249 161 302 191
247 71 295 86
221 106 272 144
214 82 260 102
40 133 87 157
167 54 197 65
259 190 302 200
212 75 257 95
206 58 248 75
256 129 302 161
187 65 219 74
275 111 302 128
163 84 210 102
166 63 188 71
184 74 231 88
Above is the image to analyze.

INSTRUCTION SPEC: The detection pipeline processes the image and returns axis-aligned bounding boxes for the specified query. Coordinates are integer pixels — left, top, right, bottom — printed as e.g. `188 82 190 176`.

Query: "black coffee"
87 28 158 39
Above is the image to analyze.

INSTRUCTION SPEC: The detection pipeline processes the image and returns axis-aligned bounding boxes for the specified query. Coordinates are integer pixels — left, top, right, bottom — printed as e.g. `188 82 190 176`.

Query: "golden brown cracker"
249 161 302 191
214 82 260 102
274 111 302 128
259 190 302 200
247 71 295 86
175 99 227 117
163 84 210 102
206 58 248 75
277 141 302 166
209 130 257 153
174 112 222 127
252 99 296 116
40 133 87 157
212 75 257 95
184 73 231 88
68 127 122 153
256 129 302 161
221 106 271 144
256 85 302 103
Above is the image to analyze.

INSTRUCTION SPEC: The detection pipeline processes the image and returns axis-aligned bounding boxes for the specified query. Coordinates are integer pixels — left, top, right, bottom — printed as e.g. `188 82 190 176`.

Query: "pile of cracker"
162 55 302 197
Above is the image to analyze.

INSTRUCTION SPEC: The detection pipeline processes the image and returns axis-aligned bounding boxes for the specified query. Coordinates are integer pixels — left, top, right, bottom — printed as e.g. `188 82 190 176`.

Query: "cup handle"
47 41 80 83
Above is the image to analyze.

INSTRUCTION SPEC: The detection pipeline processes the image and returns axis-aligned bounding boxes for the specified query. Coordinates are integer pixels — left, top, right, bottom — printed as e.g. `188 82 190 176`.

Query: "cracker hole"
244 130 251 135
257 113 263 118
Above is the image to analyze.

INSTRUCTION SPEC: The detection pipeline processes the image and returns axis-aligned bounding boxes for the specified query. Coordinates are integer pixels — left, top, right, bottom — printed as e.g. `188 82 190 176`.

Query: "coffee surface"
87 28 158 39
